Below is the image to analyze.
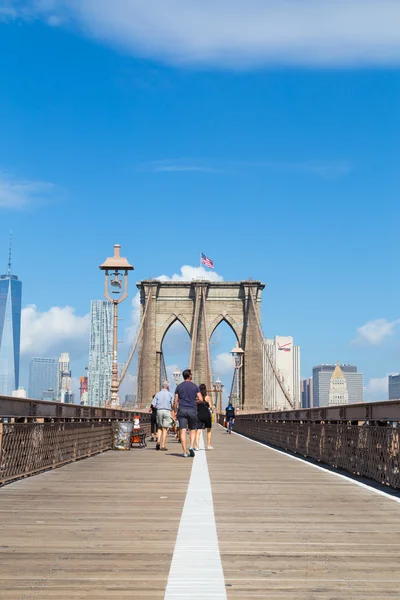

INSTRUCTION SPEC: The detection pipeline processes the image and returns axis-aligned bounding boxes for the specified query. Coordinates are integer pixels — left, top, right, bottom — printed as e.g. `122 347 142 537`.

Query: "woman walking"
149 395 157 442
195 383 214 450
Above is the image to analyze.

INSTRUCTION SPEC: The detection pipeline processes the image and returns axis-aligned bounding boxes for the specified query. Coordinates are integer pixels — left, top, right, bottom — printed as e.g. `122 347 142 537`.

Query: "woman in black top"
195 383 214 450
149 395 157 442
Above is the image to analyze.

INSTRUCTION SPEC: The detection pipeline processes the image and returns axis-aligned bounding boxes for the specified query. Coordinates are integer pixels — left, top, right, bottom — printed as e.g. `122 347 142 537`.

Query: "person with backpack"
225 402 236 434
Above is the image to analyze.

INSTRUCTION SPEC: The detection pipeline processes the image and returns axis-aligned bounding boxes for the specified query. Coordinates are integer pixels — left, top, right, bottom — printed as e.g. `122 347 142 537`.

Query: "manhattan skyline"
0 3 398 401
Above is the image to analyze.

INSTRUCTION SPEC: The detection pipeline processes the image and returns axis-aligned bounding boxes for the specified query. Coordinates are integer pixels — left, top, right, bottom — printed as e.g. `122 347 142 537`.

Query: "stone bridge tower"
136 280 265 412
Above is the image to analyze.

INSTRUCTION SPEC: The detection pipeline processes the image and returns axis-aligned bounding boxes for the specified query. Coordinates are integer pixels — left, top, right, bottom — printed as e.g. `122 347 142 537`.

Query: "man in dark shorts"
173 368 202 457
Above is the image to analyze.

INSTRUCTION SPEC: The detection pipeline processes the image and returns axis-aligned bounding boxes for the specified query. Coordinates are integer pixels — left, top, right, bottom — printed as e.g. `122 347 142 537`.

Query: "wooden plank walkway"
1 427 400 599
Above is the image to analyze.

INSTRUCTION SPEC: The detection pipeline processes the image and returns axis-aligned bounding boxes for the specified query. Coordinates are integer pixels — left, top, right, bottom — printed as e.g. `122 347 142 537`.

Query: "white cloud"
157 264 223 283
138 159 225 174
213 352 233 377
363 375 392 402
139 158 351 179
126 264 224 344
355 318 400 346
6 0 400 68
21 304 89 356
0 172 55 210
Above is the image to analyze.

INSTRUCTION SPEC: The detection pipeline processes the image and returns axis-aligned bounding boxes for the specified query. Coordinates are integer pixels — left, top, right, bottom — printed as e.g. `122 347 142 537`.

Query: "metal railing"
0 394 141 421
233 404 400 489
0 395 151 485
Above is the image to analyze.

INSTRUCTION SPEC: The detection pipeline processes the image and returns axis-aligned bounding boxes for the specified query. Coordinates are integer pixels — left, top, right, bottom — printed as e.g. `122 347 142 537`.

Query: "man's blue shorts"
177 408 197 431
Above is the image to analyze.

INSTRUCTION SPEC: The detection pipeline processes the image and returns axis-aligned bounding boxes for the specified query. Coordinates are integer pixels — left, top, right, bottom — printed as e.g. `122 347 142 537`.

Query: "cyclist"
225 402 236 434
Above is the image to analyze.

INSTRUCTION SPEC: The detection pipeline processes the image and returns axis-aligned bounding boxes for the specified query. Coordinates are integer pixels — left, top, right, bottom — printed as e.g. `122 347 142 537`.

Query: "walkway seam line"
164 433 227 599
226 426 400 505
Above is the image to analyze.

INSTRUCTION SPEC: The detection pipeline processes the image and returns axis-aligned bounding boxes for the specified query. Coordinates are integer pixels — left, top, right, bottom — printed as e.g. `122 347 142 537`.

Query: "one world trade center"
0 235 22 396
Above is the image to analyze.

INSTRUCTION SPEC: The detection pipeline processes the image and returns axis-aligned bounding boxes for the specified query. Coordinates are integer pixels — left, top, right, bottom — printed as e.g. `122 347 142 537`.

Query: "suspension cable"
189 285 201 371
248 285 295 410
201 286 213 391
119 286 153 386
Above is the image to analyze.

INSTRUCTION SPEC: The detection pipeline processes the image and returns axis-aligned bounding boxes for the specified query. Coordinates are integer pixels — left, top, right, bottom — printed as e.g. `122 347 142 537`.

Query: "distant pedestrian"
174 369 202 457
151 382 174 451
149 395 157 442
195 383 214 450
225 402 236 434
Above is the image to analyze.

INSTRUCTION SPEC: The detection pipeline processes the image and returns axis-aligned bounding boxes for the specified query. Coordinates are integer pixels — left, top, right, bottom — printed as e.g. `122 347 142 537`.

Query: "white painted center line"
164 433 227 599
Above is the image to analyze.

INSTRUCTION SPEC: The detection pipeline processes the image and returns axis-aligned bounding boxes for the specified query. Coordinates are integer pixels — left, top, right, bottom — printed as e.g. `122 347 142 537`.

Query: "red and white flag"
201 253 214 269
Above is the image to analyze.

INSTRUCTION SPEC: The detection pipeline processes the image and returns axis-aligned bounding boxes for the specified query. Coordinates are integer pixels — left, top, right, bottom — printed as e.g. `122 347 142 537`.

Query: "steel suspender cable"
248 285 295 410
201 286 213 391
118 286 153 386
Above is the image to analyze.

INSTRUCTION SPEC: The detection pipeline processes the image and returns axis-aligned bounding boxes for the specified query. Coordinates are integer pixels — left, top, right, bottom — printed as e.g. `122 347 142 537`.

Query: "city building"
88 300 113 407
263 336 301 410
328 363 349 406
0 235 22 396
79 375 88 401
62 390 75 404
124 394 137 409
42 389 57 401
11 387 26 399
389 374 400 400
58 352 71 399
313 364 363 407
80 391 88 406
29 357 58 400
301 378 313 409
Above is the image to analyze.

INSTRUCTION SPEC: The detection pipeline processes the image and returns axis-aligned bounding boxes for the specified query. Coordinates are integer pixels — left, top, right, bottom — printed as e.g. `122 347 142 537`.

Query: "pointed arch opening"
209 318 239 410
160 316 191 393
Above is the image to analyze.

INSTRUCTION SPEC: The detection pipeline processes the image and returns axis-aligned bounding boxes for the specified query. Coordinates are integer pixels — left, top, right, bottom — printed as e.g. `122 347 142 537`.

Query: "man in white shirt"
151 381 174 451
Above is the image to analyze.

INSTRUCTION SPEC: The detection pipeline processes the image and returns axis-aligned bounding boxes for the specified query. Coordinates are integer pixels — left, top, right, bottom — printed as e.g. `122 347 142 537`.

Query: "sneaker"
189 447 195 458
207 446 214 450
183 452 189 458
156 442 160 450
160 447 168 451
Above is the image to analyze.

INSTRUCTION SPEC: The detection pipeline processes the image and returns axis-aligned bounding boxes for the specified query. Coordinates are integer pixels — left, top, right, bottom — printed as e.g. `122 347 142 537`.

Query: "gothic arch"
157 313 191 352
137 280 265 411
208 313 242 343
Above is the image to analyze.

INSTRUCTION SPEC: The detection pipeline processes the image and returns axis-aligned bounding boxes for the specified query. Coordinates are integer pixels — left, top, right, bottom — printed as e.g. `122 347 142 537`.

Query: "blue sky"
0 1 399 401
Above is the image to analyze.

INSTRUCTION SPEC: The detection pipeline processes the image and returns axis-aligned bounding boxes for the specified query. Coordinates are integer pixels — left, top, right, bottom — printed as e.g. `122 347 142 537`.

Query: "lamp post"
173 369 181 387
214 377 223 415
231 342 244 410
99 244 134 408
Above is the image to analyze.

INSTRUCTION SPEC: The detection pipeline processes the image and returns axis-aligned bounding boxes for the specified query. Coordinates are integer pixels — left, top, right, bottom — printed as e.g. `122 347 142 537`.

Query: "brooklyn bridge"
0 249 399 599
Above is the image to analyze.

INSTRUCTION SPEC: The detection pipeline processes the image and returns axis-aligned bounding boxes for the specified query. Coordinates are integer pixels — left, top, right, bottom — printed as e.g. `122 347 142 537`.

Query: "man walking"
174 369 202 457
151 381 174 451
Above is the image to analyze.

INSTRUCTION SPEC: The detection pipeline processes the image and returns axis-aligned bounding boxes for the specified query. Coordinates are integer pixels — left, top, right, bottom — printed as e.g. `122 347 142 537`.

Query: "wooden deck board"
0 437 190 599
208 428 400 599
1 427 400 599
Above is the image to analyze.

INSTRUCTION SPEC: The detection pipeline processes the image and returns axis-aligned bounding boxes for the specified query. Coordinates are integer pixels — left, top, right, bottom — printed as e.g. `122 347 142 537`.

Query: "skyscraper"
313 364 363 407
29 357 58 400
58 352 71 399
301 378 313 408
328 364 349 406
0 234 22 396
263 336 301 410
389 374 400 400
88 300 113 407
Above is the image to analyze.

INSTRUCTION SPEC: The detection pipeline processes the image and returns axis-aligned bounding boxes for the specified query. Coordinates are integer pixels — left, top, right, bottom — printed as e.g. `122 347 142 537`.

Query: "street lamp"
99 244 134 408
214 377 223 415
173 369 181 386
231 342 244 410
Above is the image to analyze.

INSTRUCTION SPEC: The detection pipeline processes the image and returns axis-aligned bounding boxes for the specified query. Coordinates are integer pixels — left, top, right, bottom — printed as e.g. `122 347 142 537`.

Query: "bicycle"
226 417 234 434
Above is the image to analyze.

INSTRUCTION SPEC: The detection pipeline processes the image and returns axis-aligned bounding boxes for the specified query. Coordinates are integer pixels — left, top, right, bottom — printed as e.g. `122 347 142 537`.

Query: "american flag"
201 253 214 269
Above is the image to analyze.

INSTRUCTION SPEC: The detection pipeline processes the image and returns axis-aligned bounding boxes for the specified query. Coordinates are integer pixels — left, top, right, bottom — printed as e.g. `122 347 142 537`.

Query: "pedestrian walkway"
1 427 400 599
